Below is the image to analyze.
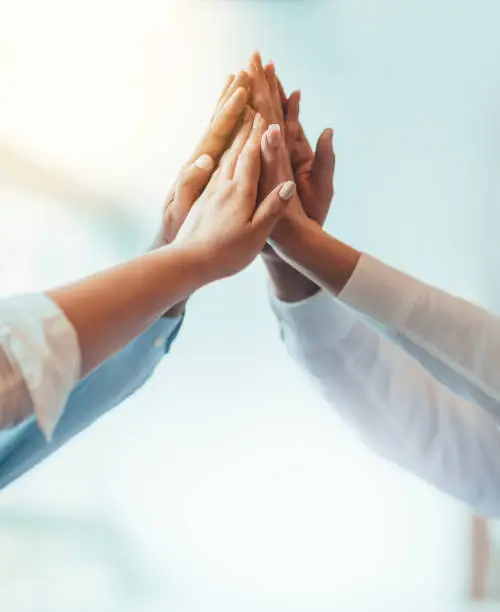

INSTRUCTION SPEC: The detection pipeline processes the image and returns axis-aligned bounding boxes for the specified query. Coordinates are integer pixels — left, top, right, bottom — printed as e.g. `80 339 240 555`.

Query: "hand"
247 54 335 301
151 72 249 316
264 64 336 231
174 111 296 281
248 52 283 130
155 71 250 248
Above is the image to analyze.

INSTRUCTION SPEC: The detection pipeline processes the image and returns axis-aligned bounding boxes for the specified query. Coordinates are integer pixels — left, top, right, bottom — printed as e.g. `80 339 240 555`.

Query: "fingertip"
250 50 261 67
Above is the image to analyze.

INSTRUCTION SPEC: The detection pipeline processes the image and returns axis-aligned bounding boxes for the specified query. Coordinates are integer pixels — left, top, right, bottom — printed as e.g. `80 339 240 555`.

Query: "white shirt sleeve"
339 254 500 420
0 293 81 440
271 289 500 516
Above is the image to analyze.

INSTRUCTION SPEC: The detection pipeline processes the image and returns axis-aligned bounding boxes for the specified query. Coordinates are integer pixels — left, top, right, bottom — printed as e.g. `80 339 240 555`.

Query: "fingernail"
279 181 296 201
267 124 281 147
253 112 263 129
194 154 213 171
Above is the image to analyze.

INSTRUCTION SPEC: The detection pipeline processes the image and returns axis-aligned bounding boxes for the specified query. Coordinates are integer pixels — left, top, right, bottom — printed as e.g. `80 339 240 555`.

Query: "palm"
288 123 334 228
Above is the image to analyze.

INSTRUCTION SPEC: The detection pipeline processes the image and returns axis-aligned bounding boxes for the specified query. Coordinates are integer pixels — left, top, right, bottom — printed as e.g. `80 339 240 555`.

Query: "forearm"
48 244 207 378
273 217 500 421
270 217 361 296
272 290 500 516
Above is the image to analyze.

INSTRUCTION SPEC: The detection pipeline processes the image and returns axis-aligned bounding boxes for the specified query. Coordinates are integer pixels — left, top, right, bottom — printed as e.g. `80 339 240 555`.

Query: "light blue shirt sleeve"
0 315 183 489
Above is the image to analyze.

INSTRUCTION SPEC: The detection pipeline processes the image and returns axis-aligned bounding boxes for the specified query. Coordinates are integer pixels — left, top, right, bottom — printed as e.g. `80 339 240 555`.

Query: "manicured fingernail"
267 124 281 147
279 181 296 201
194 154 213 171
253 112 263 128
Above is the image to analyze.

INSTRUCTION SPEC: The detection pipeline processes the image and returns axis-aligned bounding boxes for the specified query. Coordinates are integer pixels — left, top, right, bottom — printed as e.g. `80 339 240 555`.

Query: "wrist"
161 243 215 293
269 214 316 262
262 254 319 303
151 233 189 317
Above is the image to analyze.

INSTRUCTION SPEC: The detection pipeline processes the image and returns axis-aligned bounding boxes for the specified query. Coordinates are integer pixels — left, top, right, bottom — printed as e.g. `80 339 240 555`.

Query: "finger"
213 73 234 113
250 180 296 235
192 87 247 163
165 154 215 238
212 70 249 119
264 63 285 130
311 128 335 202
219 106 255 178
248 52 276 126
285 90 301 150
260 123 283 177
177 153 214 200
275 74 288 106
234 113 267 202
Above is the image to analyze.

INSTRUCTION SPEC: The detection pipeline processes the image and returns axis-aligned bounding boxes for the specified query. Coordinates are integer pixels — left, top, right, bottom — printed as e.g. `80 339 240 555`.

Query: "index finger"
234 113 267 205
190 87 248 163
212 70 250 120
264 63 285 131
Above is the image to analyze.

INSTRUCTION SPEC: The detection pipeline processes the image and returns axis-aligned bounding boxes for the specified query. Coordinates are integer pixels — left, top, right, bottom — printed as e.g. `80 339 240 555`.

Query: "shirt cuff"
269 287 358 348
143 314 184 355
0 293 81 440
338 253 422 332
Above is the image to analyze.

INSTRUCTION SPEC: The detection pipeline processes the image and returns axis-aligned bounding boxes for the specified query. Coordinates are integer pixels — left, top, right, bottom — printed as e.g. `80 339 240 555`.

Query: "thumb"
176 154 215 204
251 180 296 236
163 154 214 242
311 128 335 200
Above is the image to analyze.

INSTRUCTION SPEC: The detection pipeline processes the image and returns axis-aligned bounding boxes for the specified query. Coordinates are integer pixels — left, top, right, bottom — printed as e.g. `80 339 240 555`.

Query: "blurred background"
1 0 500 610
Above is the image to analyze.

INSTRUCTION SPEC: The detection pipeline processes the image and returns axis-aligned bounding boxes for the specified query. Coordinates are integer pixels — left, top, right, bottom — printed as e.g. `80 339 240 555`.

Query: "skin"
152 74 251 316
248 51 361 302
48 112 295 378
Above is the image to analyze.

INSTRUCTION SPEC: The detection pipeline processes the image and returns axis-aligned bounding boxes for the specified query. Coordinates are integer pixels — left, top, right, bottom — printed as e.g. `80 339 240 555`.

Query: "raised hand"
152 72 250 316
174 110 296 281
264 65 335 227
155 71 251 248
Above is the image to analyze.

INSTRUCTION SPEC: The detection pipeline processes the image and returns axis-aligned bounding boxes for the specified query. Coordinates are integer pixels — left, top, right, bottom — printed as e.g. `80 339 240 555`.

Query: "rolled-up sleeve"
271 289 500 516
0 293 80 439
0 315 183 489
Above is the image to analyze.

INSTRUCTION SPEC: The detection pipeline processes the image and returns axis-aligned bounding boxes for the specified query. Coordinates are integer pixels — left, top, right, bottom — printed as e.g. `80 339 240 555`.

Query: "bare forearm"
270 218 361 296
149 236 188 317
48 245 207 377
